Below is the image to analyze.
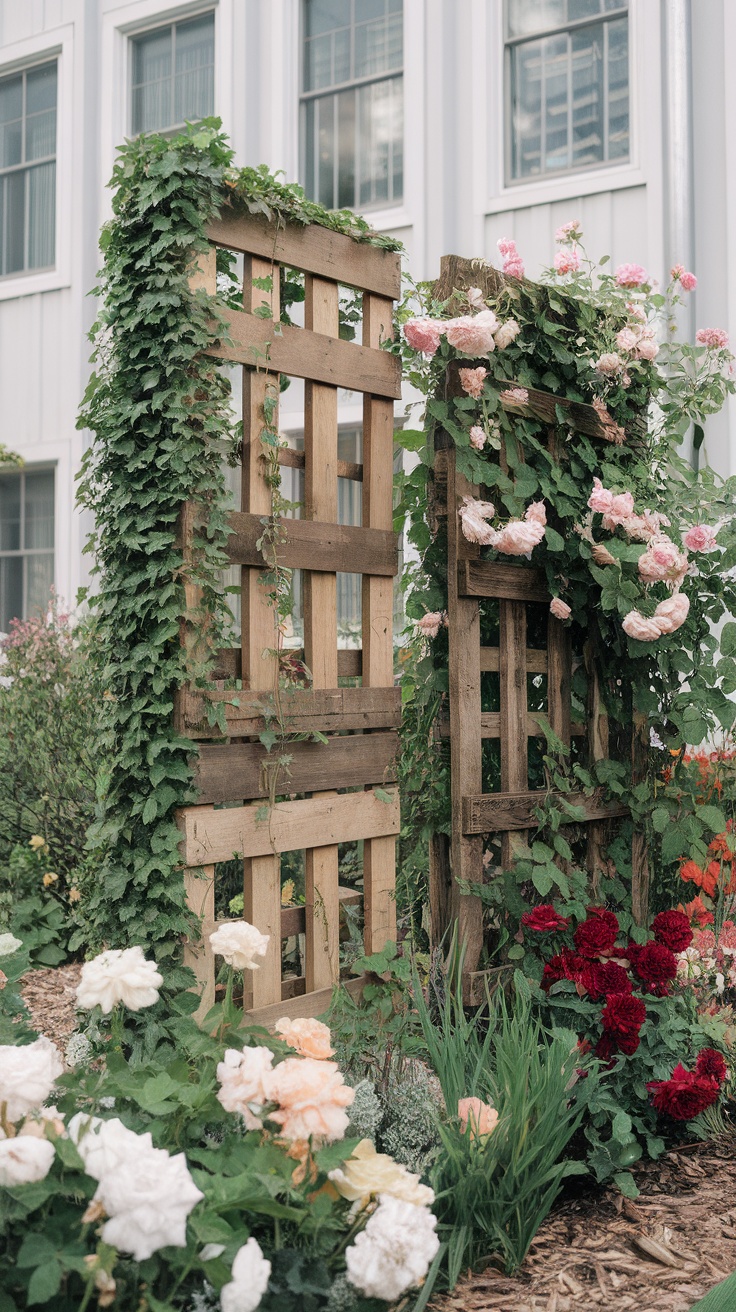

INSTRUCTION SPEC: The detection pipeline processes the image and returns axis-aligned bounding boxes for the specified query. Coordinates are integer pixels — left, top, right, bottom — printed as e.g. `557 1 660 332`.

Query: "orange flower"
680 896 714 927
680 859 705 886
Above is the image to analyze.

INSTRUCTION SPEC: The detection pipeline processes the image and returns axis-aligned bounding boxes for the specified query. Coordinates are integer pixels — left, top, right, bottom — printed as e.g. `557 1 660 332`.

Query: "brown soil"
430 1140 736 1312
21 961 82 1052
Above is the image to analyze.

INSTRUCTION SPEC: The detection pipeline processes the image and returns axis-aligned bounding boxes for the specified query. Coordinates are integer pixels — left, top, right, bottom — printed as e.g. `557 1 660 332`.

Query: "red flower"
633 941 678 993
541 949 586 991
681 896 714 927
647 1062 720 1120
595 1033 618 1062
581 961 633 1001
521 904 570 932
573 908 619 959
695 1048 728 1086
601 992 647 1044
652 910 693 954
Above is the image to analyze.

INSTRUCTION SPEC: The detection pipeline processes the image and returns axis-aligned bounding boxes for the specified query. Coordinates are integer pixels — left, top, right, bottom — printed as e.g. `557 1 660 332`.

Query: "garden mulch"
430 1140 736 1312
21 961 82 1054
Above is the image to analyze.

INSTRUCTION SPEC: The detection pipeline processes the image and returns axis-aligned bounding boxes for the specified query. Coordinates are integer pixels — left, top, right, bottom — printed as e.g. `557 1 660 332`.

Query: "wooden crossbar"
462 791 630 834
224 512 398 575
175 685 401 738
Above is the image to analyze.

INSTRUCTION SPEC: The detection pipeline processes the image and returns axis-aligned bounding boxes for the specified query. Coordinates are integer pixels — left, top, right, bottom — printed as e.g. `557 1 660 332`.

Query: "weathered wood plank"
224 512 398 576
462 791 630 834
245 974 367 1028
175 685 401 738
481 647 548 673
277 446 363 482
179 788 401 866
281 886 361 940
437 712 585 740
445 356 619 442
193 732 399 803
209 305 402 399
631 712 650 925
211 647 362 681
207 209 401 299
458 560 550 602
183 866 216 1021
585 653 610 897
547 615 572 748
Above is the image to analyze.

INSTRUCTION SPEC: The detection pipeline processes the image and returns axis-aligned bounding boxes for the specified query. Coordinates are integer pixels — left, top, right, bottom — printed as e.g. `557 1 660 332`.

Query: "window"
0 468 54 633
301 0 403 211
506 1 629 181
0 61 57 277
131 12 214 135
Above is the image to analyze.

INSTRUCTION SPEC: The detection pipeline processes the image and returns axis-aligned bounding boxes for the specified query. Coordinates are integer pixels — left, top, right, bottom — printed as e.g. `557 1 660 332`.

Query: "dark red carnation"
616 1031 641 1056
647 1062 720 1120
541 949 586 991
633 941 678 992
573 908 619 959
521 904 570 933
581 961 633 1001
695 1048 728 1086
652 910 693 954
595 1033 618 1062
601 992 647 1041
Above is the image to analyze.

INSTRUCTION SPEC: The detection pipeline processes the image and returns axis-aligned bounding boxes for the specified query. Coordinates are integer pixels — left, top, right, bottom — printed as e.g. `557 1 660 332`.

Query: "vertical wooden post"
362 293 397 952
499 599 528 867
183 865 216 1017
547 616 572 749
303 275 341 991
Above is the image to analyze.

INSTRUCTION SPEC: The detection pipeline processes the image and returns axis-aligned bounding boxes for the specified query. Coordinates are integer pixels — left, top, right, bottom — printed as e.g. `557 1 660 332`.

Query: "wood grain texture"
462 791 630 834
436 712 586 740
183 866 216 1020
246 974 367 1028
224 511 398 576
176 685 401 739
277 446 363 482
458 559 550 602
585 653 611 897
547 615 572 748
179 788 401 866
207 209 401 299
210 646 362 681
631 712 650 925
192 732 398 804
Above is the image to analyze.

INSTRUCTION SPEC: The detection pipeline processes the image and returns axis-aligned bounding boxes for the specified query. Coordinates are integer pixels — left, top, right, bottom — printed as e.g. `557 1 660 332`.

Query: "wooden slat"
176 685 400 738
463 791 630 834
179 788 400 866
585 652 610 897
211 647 362 681
209 305 401 399
277 447 363 482
500 598 528 867
183 866 216 1021
224 512 398 576
193 732 398 804
446 358 618 442
547 615 572 748
437 712 585 740
246 973 367 1028
281 886 362 940
481 646 548 673
207 209 401 299
459 560 550 602
631 712 650 925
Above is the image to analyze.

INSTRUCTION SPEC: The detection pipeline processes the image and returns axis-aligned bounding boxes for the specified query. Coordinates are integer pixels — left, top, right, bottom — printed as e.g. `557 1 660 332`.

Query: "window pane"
304 0 349 38
4 169 25 275
337 88 356 208
24 470 55 549
355 14 401 77
334 26 351 83
0 556 23 632
355 0 386 21
27 162 55 268
508 0 565 38
25 106 56 161
607 16 629 158
317 94 335 207
567 0 604 21
0 74 22 168
132 26 172 132
26 63 57 115
305 33 333 90
512 39 543 177
0 474 21 551
25 553 53 619
174 14 215 123
544 33 570 171
572 22 604 166
358 76 401 207
304 98 316 197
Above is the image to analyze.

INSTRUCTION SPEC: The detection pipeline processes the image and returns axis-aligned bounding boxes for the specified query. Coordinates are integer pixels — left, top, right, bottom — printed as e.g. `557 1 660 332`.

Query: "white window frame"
0 462 56 631
0 24 72 304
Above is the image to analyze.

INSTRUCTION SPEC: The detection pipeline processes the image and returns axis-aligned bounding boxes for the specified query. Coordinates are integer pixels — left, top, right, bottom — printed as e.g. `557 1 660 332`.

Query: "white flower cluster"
0 932 22 957
75 945 163 1014
220 1238 272 1312
209 920 269 970
345 1194 439 1302
0 1035 64 1186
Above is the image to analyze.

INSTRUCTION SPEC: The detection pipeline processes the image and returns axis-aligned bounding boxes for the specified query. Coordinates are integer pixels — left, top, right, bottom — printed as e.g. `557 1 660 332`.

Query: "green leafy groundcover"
76 121 401 955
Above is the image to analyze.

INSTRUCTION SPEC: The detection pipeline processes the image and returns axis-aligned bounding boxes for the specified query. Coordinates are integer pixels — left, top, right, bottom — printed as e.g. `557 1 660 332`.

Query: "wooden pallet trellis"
177 210 402 1025
429 257 648 999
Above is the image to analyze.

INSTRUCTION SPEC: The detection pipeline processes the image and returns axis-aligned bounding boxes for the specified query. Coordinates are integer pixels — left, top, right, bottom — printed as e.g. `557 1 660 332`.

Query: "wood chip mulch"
21 961 82 1054
430 1140 736 1312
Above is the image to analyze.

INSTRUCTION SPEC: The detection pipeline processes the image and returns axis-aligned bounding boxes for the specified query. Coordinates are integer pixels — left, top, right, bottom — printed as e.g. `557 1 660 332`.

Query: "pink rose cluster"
696 328 730 350
555 219 582 244
403 307 521 360
458 366 487 398
554 247 580 276
458 496 546 556
497 236 525 280
615 322 659 363
622 593 690 643
683 523 718 553
614 263 649 289
671 264 697 292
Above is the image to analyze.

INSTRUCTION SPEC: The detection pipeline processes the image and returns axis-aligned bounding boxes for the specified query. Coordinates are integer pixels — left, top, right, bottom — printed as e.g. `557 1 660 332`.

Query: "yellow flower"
281 879 295 906
28 835 47 851
328 1140 434 1211
42 872 58 887
68 887 81 904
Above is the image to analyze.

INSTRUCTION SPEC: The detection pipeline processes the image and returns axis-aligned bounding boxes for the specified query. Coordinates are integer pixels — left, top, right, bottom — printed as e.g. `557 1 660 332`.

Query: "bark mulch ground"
21 961 82 1054
431 1140 736 1312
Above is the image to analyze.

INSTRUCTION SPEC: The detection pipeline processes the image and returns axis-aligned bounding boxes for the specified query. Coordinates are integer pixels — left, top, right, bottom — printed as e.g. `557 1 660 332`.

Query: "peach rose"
494 518 545 556
458 366 488 398
524 501 547 526
265 1057 354 1144
458 1097 499 1139
621 509 669 542
653 592 690 634
275 1017 334 1061
616 327 639 353
469 425 486 451
550 598 571 620
416 611 447 640
445 310 499 355
494 318 521 350
459 496 497 545
329 1139 434 1210
601 491 636 531
683 524 718 552
638 536 688 585
622 610 664 642
403 318 442 356
636 337 659 362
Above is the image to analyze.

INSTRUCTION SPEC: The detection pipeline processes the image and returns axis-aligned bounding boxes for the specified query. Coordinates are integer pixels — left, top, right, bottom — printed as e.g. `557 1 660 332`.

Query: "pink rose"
458 366 487 398
601 491 636 531
497 237 516 258
458 1097 498 1139
403 318 442 356
671 264 697 292
469 425 486 451
555 219 581 243
265 1057 355 1144
554 247 580 275
588 477 614 514
683 524 718 552
459 496 496 545
627 302 647 322
503 255 525 279
494 518 545 556
594 352 625 376
636 337 659 362
217 1046 274 1129
622 610 664 642
638 536 688 585
494 319 521 350
621 509 669 542
416 611 447 639
615 263 648 288
275 1017 334 1061
616 327 639 353
466 286 485 308
550 598 571 620
524 501 547 526
653 592 690 634
445 310 499 355
696 328 730 349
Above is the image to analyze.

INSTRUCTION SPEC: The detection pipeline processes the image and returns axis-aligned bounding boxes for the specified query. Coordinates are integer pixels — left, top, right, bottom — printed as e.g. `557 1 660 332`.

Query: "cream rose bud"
216 1046 274 1128
549 598 571 621
75 946 163 1014
345 1195 440 1303
494 318 521 350
275 1016 334 1060
220 1238 272 1312
0 932 22 957
0 1035 63 1123
329 1139 435 1210
0 1135 56 1186
94 1141 204 1262
209 921 270 971
622 610 663 642
265 1056 355 1143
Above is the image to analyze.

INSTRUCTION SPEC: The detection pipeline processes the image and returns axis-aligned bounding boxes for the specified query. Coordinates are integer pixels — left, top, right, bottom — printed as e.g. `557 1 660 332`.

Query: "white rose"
68 1115 147 1181
19 1105 66 1139
95 1140 204 1261
0 933 22 957
209 922 269 971
216 1046 274 1129
345 1195 439 1303
76 946 163 1014
0 1136 55 1186
0 1036 63 1122
220 1238 272 1312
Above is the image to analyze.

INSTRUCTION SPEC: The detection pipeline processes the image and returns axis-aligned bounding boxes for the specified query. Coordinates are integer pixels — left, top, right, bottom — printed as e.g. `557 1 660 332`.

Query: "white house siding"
0 0 735 626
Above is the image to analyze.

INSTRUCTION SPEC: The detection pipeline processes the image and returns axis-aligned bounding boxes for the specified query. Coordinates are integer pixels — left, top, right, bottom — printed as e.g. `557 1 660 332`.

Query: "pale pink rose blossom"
458 366 488 398
494 518 545 556
554 219 582 243
594 352 625 376
403 318 442 356
275 1017 334 1061
469 425 486 450
638 536 688 585
503 255 525 279
616 327 639 353
636 337 659 362
696 328 730 349
601 492 636 531
626 301 647 322
588 477 614 514
265 1057 355 1144
497 237 517 258
466 286 485 308
671 264 698 292
622 610 664 642
445 310 499 354
524 501 547 526
554 247 580 275
500 386 529 406
653 592 690 634
620 509 669 542
459 496 497 545
550 598 571 620
494 318 521 350
458 1097 499 1139
416 611 447 640
216 1046 274 1130
615 263 648 288
683 524 718 552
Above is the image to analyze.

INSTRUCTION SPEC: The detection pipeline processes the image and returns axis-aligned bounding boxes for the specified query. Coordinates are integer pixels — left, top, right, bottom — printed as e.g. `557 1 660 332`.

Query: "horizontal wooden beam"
211 647 362 681
245 973 367 1028
458 560 550 603
462 791 629 834
208 306 402 398
225 511 398 576
480 647 548 673
176 685 400 739
445 359 617 442
439 713 585 740
178 787 401 865
277 447 363 483
280 886 362 939
193 731 398 803
207 210 401 299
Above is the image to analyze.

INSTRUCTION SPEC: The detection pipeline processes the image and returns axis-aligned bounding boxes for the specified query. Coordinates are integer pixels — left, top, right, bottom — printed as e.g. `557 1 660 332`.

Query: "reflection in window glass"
131 13 214 134
0 61 56 276
0 468 54 632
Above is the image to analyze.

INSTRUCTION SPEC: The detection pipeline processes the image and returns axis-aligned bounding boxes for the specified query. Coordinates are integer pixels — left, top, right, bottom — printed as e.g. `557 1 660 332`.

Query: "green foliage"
689 1273 736 1312
325 941 424 1083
